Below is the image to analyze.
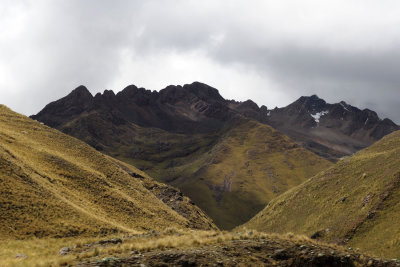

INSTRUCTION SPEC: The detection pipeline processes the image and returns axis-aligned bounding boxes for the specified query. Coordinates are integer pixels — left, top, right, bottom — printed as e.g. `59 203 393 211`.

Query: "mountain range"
31 82 398 230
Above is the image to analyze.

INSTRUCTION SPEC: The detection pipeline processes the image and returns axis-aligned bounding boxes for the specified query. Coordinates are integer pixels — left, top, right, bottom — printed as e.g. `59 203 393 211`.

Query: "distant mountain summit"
262 95 399 160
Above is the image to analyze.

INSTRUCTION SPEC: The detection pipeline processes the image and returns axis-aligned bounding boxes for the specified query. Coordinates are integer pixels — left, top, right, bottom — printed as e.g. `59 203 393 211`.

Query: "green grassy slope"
175 119 332 230
242 130 400 258
0 105 215 239
64 113 331 230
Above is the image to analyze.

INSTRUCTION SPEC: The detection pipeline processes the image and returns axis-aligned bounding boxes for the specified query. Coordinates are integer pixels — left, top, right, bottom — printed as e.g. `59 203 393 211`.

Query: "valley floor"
3 230 400 267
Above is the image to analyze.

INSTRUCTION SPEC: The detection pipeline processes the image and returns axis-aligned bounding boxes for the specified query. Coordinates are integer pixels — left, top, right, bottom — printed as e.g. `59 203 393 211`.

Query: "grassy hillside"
0 105 215 239
74 116 331 230
175 119 332 230
242 130 400 258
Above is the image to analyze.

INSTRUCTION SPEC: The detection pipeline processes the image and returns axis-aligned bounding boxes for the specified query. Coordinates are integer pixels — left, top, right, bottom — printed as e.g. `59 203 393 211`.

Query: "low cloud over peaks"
0 0 399 122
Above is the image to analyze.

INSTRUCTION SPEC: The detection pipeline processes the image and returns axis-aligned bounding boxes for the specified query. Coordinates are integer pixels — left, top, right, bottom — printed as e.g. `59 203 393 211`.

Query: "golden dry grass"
0 228 351 267
0 105 213 240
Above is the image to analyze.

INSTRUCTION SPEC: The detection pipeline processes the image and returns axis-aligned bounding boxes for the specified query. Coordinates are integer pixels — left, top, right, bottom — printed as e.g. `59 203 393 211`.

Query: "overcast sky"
1 0 399 123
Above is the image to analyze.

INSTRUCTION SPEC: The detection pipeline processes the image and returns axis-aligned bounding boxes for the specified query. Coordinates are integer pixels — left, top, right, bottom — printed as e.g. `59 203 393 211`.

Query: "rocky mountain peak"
159 85 188 104
157 82 225 106
237 100 259 111
117 85 154 97
64 85 94 106
102 89 116 98
309 94 322 101
361 108 378 117
31 85 94 127
70 85 92 98
297 95 327 112
183 82 224 102
121 84 139 93
58 85 94 108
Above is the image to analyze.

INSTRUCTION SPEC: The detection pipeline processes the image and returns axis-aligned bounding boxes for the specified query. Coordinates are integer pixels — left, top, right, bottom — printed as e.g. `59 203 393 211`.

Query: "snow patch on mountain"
311 111 329 124
340 102 350 112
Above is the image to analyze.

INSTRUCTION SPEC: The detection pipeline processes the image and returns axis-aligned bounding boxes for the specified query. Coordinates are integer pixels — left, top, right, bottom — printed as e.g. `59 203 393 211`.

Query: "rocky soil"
76 237 399 267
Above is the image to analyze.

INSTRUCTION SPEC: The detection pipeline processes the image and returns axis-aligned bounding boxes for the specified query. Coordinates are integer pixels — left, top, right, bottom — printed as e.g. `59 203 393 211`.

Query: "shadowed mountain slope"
242 130 400 258
0 105 215 239
31 83 332 229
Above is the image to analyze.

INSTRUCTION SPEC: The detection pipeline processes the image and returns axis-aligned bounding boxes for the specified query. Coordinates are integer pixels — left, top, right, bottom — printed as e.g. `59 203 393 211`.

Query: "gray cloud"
0 0 399 123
